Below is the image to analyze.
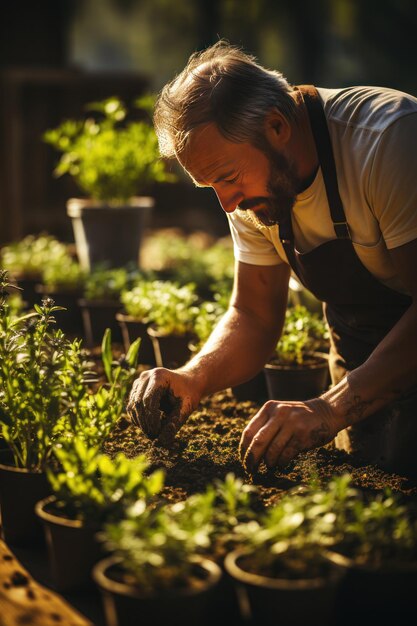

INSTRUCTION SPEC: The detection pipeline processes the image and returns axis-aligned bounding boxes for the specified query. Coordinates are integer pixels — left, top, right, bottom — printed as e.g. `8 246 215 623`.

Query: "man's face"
179 122 301 227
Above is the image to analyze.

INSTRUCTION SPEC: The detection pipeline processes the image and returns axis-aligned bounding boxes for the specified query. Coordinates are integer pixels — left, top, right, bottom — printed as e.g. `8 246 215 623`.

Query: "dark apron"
278 84 416 479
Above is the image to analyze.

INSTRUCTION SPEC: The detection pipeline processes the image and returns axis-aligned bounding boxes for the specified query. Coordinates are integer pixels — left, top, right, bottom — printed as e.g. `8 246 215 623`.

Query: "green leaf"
101 328 113 383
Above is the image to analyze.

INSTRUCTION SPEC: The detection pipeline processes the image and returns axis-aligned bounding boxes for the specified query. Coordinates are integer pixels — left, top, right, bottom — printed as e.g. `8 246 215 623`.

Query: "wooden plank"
0 540 92 626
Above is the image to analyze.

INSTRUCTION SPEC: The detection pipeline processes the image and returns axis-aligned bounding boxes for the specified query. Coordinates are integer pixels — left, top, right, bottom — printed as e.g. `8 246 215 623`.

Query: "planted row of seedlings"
0 233 331 403
1 271 417 626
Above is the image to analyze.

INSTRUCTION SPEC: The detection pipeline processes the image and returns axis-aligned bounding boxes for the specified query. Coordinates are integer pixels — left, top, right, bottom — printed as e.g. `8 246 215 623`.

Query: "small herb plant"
83 266 130 302
100 473 254 592
58 329 141 448
47 438 164 525
43 96 175 203
0 234 71 280
273 304 329 366
120 279 160 323
0 283 91 470
146 281 199 336
42 258 86 292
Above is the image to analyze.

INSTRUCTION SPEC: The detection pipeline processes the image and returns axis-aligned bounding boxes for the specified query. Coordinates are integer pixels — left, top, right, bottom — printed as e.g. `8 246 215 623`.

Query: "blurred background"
1 0 417 246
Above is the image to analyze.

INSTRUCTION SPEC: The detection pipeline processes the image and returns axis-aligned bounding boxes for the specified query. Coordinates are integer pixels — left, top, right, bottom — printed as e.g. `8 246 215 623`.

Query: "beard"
238 147 300 228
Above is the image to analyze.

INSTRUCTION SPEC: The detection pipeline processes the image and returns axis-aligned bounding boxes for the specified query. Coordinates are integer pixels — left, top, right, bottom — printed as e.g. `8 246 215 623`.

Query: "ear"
264 108 291 149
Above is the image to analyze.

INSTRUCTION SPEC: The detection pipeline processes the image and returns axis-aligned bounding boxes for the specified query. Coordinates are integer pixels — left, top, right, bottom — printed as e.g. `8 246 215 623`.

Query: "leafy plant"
58 329 141 448
273 304 329 366
83 266 130 301
47 438 164 524
120 279 161 322
0 286 91 470
0 234 71 279
42 257 86 292
146 281 200 336
99 473 254 592
43 96 175 203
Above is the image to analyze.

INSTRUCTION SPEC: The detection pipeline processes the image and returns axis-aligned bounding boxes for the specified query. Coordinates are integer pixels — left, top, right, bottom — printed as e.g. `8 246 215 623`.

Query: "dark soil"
104 388 417 507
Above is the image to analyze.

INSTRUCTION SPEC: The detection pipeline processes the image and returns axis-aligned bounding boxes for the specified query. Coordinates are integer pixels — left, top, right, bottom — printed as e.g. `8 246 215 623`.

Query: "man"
127 41 417 479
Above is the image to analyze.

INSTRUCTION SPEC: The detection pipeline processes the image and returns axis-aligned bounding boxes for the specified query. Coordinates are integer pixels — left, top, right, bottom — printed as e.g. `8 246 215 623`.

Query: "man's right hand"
126 368 201 446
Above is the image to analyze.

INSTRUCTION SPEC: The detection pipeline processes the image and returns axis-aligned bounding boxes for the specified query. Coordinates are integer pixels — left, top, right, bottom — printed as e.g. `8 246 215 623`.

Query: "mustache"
238 197 270 211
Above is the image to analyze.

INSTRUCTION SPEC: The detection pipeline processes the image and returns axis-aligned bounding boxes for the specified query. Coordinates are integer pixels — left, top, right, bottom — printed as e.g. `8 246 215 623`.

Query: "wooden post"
0 540 92 626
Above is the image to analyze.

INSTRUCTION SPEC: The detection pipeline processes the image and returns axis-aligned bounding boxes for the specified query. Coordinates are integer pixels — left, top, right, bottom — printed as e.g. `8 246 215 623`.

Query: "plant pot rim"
93 555 222 600
323 548 417 574
67 196 154 215
224 548 340 590
35 494 99 530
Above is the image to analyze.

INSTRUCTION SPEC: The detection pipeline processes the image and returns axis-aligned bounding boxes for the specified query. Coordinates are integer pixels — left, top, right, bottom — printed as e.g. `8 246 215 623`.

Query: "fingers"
239 401 282 472
127 369 168 439
239 401 309 473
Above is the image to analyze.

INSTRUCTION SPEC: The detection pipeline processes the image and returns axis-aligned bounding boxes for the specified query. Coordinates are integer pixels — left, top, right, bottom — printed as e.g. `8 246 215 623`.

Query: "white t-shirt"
228 86 417 295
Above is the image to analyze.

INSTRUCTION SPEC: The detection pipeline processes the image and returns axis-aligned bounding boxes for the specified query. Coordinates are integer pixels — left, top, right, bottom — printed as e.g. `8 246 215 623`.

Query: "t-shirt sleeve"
369 112 417 249
227 211 283 266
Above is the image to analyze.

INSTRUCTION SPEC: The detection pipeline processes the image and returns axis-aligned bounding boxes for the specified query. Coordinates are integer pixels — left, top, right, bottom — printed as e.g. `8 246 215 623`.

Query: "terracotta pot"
0 450 50 546
147 326 193 369
116 313 156 365
35 495 104 592
224 549 344 626
35 284 84 336
78 298 123 348
67 197 154 271
263 354 329 401
93 555 222 626
325 549 417 626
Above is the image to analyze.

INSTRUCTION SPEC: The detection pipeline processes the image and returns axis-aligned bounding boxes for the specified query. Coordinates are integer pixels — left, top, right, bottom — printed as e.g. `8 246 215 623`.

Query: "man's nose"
214 187 242 214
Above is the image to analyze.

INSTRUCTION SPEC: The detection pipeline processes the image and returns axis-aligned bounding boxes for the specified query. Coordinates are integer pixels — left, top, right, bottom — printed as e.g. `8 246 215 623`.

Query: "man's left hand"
239 398 340 473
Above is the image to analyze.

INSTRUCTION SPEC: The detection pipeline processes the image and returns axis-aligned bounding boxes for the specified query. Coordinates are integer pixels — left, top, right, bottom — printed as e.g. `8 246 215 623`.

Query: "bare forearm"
322 302 417 428
179 305 281 398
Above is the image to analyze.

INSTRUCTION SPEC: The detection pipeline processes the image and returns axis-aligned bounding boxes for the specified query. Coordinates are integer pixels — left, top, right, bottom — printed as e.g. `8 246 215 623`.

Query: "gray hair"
154 40 296 158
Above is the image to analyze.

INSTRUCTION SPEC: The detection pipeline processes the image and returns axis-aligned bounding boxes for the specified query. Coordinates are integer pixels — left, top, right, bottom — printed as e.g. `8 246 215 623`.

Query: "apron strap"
296 85 351 240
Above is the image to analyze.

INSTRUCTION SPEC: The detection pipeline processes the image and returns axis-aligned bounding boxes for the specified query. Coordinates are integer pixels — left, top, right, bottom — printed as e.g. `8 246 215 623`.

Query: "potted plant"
79 265 131 347
322 476 417 626
0 279 91 545
263 304 330 401
43 95 175 270
145 281 200 369
93 492 222 626
0 234 71 309
36 439 164 591
225 478 345 626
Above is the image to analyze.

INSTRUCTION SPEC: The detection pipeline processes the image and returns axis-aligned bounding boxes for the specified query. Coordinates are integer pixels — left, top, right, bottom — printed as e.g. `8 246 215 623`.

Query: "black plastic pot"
147 326 193 369
67 197 154 271
325 549 417 626
0 450 50 546
93 555 222 626
224 549 344 626
263 355 329 401
231 371 268 403
35 495 103 592
116 313 156 366
35 285 84 336
78 298 123 348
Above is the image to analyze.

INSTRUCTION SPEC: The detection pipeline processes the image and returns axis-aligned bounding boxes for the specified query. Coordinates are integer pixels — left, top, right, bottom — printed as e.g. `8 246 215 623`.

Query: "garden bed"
104 388 417 506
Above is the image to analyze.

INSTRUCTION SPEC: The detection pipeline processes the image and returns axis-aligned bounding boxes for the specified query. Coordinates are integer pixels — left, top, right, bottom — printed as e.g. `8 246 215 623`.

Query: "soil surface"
104 388 417 508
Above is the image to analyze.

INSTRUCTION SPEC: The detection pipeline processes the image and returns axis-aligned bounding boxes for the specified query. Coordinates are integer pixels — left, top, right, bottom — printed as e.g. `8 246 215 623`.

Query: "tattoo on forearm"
346 394 373 423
